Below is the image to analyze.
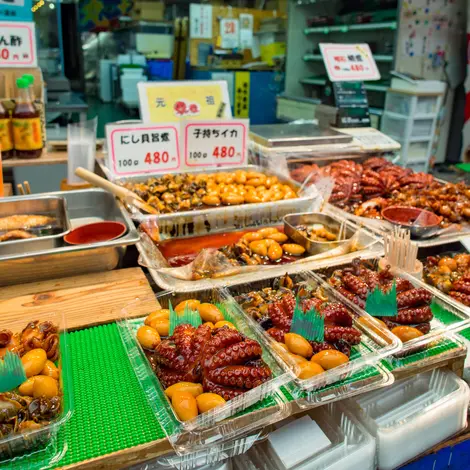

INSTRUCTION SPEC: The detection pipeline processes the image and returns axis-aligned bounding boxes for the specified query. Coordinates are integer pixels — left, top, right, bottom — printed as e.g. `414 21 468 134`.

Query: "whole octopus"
424 253 470 306
290 157 470 226
0 321 59 361
154 324 272 401
327 259 433 335
235 275 361 358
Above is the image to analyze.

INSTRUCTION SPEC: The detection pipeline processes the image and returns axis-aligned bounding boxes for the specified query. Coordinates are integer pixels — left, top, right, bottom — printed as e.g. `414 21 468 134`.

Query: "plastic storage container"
317 258 470 363
346 368 470 470
386 92 439 116
0 311 73 465
117 289 291 456
226 272 400 399
233 403 376 470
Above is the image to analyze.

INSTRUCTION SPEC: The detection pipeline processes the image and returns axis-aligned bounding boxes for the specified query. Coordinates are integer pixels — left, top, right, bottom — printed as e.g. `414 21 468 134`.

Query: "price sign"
319 43 380 82
0 21 36 67
220 19 239 49
0 0 32 22
182 119 248 169
106 123 181 178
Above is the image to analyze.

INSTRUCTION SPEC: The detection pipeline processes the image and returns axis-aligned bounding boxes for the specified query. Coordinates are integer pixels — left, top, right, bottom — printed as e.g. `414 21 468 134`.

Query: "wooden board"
3 150 105 168
0 268 157 331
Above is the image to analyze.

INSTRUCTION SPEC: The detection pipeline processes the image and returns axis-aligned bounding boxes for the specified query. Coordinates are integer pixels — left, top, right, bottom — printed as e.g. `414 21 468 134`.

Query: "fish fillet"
0 215 55 231
0 230 37 242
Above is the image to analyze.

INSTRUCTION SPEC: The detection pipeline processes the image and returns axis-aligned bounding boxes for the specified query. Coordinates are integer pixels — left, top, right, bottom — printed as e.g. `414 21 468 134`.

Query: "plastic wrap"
117 289 291 456
347 369 470 470
225 272 400 402
0 311 73 466
316 258 470 366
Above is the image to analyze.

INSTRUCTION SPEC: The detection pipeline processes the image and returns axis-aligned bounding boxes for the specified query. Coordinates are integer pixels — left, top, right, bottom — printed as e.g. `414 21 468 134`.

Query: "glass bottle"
12 77 43 158
0 101 13 159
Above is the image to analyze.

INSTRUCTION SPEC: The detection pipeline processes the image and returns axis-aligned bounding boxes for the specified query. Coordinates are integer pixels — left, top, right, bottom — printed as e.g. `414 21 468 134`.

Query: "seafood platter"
137 210 383 292
0 312 72 462
0 190 138 262
116 166 318 232
289 156 470 247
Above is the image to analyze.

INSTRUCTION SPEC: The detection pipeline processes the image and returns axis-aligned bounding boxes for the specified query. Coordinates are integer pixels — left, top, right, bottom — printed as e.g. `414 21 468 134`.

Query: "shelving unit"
279 0 399 127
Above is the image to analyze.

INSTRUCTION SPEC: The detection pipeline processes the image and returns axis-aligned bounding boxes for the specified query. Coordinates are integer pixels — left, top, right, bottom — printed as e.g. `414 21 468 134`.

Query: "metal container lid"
249 123 353 148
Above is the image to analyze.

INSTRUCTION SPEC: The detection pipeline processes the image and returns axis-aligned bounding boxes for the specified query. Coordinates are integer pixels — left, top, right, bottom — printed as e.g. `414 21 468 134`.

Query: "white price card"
220 19 239 49
189 4 212 39
319 43 380 82
182 119 248 169
0 21 36 67
106 122 181 178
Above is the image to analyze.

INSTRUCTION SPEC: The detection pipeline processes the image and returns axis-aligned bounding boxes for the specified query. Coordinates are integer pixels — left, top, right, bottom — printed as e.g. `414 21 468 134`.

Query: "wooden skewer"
24 181 31 195
17 184 25 196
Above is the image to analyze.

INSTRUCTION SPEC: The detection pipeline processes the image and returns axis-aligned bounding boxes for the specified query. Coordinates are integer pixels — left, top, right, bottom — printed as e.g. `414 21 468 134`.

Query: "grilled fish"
0 215 55 231
0 230 37 242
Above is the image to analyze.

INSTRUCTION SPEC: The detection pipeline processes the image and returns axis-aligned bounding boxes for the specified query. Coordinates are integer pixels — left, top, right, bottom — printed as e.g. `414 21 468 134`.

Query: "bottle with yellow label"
12 77 43 158
0 101 13 160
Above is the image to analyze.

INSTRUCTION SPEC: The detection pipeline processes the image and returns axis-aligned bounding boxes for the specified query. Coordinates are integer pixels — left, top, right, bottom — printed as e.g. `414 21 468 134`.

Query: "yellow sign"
138 81 232 123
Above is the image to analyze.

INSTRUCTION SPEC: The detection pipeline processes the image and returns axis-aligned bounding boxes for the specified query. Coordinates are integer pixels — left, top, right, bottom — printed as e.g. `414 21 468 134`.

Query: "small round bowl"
64 221 127 245
382 206 443 238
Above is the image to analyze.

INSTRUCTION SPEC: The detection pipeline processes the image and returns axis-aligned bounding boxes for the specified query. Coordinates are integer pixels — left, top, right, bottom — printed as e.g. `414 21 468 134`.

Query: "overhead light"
49 2 55 9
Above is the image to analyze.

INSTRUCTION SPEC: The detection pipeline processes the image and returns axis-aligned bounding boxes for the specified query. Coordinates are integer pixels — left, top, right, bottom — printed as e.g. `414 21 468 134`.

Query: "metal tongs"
74 167 159 215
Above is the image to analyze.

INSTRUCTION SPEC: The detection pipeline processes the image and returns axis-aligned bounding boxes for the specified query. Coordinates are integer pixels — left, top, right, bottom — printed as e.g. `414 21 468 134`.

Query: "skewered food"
136 303 272 421
424 253 470 306
290 157 470 227
0 321 61 439
327 259 433 340
121 170 298 214
235 275 361 376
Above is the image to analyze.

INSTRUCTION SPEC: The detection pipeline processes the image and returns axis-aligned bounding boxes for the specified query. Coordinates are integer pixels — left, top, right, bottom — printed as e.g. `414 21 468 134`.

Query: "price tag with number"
106 122 181 178
182 119 248 169
0 22 36 67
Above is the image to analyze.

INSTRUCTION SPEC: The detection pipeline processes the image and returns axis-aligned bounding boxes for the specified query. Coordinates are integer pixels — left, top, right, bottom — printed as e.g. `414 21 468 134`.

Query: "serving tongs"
75 167 159 215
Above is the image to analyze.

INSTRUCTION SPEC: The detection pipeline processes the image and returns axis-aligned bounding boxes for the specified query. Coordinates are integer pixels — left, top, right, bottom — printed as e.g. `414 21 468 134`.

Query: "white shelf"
304 21 397 35
303 54 393 63
410 135 432 143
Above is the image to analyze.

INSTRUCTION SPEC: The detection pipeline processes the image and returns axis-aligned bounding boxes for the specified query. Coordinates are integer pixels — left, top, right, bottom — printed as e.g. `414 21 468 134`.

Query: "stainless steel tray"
0 196 71 257
0 189 139 262
115 165 319 230
140 210 383 292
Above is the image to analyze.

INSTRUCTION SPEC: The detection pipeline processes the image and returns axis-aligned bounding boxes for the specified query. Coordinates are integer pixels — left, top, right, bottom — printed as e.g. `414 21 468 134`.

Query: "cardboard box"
132 1 164 21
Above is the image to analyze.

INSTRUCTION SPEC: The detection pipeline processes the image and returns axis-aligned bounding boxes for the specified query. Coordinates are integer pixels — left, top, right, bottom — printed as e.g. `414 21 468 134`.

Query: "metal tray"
115 165 319 230
0 196 71 257
283 212 355 255
0 189 139 262
140 211 383 292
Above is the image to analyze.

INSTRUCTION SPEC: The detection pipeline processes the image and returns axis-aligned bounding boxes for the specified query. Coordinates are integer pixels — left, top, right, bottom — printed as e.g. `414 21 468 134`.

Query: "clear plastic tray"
346 368 470 470
137 213 384 292
0 311 73 465
225 272 400 396
232 402 376 470
117 290 291 455
316 258 470 358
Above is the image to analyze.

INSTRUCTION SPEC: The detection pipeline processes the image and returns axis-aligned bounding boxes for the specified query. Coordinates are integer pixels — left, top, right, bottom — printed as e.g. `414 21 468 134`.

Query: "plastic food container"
226 272 400 400
317 258 470 362
232 403 376 470
117 290 291 455
0 311 73 465
346 368 470 470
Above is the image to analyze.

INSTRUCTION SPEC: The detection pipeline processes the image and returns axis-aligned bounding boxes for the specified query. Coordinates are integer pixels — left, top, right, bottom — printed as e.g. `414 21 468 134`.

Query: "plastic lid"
16 78 28 89
23 74 34 85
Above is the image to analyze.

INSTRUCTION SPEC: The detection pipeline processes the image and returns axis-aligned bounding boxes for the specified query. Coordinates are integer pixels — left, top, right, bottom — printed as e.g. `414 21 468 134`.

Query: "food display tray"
0 311 73 464
0 195 71 259
316 259 470 358
225 272 400 398
118 289 291 455
0 190 139 285
138 212 384 293
115 165 319 230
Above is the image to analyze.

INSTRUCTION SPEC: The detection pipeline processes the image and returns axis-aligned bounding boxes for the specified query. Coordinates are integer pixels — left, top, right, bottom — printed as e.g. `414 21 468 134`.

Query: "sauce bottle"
0 101 13 160
12 77 43 159
22 73 46 149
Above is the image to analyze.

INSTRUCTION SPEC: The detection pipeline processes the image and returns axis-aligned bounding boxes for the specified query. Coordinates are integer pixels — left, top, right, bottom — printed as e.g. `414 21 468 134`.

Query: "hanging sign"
138 80 232 123
182 119 248 169
106 122 181 178
220 18 239 49
239 14 253 49
0 0 32 22
319 43 380 82
0 21 36 67
189 4 212 39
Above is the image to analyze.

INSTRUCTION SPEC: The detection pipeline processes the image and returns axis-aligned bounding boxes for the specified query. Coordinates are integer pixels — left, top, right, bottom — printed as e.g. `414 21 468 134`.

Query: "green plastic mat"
7 324 165 470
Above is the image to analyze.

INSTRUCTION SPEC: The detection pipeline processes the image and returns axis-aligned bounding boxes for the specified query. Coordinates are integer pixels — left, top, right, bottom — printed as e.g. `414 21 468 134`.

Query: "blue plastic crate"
147 60 173 81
